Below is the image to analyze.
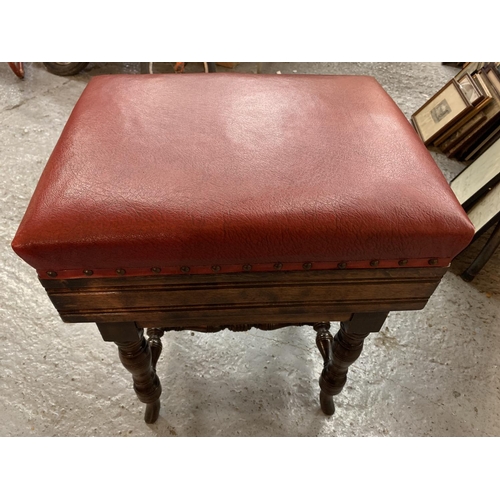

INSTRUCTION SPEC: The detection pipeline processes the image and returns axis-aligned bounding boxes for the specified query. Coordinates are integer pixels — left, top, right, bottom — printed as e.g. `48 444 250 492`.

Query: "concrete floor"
1 62 499 437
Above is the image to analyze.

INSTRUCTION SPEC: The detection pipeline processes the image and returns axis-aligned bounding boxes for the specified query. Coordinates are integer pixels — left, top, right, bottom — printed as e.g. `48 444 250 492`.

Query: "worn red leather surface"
12 74 475 277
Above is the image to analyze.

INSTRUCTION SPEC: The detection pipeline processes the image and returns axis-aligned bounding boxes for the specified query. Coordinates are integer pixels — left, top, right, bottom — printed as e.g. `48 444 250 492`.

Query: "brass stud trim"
41 257 446 278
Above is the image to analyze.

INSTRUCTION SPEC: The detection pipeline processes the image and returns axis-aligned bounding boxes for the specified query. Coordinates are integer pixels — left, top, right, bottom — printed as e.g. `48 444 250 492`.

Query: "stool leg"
314 312 388 415
148 328 164 369
314 322 336 415
144 328 164 422
115 334 162 423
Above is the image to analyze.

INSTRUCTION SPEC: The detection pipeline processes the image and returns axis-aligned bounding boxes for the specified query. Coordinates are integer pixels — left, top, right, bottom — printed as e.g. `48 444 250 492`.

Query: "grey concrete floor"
1 62 499 437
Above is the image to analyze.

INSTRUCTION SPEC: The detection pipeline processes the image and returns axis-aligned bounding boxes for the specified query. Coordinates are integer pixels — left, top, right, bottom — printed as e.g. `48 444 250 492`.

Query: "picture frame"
473 72 493 100
454 62 484 81
447 71 500 159
434 74 492 148
456 127 500 162
457 74 483 106
484 65 500 98
434 73 493 150
411 80 473 145
450 137 500 210
440 111 487 153
463 124 500 162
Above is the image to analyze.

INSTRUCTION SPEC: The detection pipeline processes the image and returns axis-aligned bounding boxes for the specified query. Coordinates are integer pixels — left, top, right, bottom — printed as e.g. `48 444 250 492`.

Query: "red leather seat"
12 74 474 279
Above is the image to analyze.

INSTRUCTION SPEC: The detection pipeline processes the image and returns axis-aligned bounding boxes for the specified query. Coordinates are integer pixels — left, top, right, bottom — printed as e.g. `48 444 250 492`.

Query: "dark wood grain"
52 268 446 420
314 312 388 415
314 322 336 414
147 328 164 369
104 324 162 424
40 268 446 326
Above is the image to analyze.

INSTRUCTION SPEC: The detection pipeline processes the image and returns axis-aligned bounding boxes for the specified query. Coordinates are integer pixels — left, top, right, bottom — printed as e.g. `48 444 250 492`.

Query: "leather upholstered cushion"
12 74 475 278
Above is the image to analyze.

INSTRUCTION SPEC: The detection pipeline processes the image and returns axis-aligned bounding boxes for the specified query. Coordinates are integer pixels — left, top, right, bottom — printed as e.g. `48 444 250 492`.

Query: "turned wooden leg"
97 322 162 423
314 312 388 415
144 328 164 422
147 328 164 369
314 322 336 415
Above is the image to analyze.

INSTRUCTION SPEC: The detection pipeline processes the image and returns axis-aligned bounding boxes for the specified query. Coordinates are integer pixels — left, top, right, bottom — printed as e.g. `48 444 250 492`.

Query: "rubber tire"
43 62 89 76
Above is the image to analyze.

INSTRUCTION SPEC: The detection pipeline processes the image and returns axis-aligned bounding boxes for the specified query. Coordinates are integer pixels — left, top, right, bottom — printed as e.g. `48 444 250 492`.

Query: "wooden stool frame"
41 266 446 422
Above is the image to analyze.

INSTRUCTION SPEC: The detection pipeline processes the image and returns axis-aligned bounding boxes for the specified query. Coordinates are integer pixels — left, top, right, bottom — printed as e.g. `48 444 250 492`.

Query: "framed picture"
473 72 493 100
485 65 500 98
457 74 483 106
447 71 500 158
463 124 500 162
439 75 492 153
440 111 487 153
450 137 500 210
411 80 473 145
454 62 485 81
434 75 492 148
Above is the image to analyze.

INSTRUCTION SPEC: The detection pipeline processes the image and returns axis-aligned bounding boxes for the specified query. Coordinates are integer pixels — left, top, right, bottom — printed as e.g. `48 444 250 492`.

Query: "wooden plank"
450 137 500 209
47 280 442 310
60 300 428 326
467 181 500 236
